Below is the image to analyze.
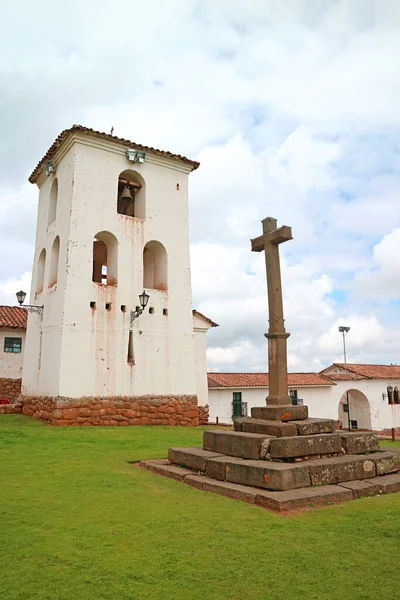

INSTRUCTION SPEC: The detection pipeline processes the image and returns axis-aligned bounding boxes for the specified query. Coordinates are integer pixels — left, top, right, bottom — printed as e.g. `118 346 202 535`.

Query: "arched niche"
92 231 118 285
48 236 60 288
338 389 372 430
117 170 145 218
143 241 167 290
36 248 46 294
48 178 58 226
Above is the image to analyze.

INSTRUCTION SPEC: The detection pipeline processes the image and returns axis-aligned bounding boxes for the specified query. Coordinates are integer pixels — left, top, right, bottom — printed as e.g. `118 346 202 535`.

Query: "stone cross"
251 217 293 406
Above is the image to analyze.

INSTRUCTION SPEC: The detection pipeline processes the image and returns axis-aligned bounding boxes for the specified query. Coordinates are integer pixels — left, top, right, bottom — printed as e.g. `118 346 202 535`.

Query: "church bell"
119 185 133 201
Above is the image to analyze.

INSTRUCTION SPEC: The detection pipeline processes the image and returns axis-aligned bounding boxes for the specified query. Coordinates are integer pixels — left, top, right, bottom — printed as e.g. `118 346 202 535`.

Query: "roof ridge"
29 125 200 184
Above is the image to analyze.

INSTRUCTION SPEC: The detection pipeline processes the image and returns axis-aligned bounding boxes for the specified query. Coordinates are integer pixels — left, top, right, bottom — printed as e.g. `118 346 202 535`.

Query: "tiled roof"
0 306 28 329
323 363 400 381
29 124 200 183
193 310 219 328
207 372 334 389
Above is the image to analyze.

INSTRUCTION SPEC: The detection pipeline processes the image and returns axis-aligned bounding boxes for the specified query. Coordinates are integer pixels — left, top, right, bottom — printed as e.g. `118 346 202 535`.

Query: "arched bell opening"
117 170 145 218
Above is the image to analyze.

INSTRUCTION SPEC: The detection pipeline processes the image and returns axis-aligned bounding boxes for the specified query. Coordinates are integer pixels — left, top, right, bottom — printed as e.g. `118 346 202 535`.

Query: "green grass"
1 415 399 600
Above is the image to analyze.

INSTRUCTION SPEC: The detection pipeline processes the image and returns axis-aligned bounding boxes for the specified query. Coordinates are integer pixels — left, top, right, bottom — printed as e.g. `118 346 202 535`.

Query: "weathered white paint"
0 328 25 378
193 313 213 408
23 132 202 400
208 377 400 431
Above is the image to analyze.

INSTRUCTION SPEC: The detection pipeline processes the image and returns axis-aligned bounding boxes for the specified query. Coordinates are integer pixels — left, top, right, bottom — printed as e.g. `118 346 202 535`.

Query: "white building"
19 125 216 426
208 363 400 434
0 306 27 402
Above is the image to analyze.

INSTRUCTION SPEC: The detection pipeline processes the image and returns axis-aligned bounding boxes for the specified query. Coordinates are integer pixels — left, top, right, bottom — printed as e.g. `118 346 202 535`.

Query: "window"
4 337 22 353
143 241 167 290
117 170 145 218
48 178 58 225
92 231 118 285
36 248 46 294
48 235 60 287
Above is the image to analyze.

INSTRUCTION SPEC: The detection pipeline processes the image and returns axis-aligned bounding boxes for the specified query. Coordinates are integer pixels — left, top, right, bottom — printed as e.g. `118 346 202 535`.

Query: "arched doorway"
338 389 372 430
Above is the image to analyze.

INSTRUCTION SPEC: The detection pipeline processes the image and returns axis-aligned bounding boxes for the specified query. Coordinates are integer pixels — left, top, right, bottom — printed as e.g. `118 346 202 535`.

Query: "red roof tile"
0 306 28 329
193 310 218 327
29 125 200 183
323 363 400 381
207 372 333 388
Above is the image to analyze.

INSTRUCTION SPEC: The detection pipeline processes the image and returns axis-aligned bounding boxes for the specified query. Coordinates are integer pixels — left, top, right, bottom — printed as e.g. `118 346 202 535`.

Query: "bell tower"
22 125 203 426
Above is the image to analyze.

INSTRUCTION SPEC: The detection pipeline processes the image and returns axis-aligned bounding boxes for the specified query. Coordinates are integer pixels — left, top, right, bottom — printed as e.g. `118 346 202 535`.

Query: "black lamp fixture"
16 290 44 317
130 291 150 327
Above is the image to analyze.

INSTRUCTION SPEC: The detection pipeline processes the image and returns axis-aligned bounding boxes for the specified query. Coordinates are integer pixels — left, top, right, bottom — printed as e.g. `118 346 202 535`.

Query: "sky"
0 0 399 373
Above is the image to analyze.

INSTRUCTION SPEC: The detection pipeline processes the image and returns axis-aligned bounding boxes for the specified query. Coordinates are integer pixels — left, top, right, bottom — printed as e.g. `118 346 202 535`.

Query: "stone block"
251 405 308 421
339 480 380 499
139 459 188 482
255 485 353 512
340 431 380 454
168 447 223 472
374 451 400 475
205 456 243 481
365 473 400 494
269 433 341 459
203 430 275 459
225 459 310 491
202 479 258 504
308 455 376 485
296 418 336 436
235 417 298 437
184 475 205 490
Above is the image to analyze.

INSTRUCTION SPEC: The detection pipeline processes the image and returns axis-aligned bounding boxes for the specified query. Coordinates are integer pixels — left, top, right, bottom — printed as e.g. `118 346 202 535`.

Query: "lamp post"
338 325 351 430
16 291 44 317
129 291 150 328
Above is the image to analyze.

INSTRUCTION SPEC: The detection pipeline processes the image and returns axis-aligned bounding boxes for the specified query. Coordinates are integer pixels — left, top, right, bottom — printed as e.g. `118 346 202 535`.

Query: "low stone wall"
198 404 209 425
377 427 400 438
21 395 202 426
0 401 22 415
0 377 22 402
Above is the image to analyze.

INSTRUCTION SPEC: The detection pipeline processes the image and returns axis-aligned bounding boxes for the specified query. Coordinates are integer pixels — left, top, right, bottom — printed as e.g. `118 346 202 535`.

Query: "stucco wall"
208 379 400 431
0 328 25 379
22 135 198 401
193 316 210 407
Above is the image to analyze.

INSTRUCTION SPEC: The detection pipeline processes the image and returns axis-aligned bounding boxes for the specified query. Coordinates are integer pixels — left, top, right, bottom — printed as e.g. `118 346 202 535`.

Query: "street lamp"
129 291 150 328
16 290 44 317
338 325 351 430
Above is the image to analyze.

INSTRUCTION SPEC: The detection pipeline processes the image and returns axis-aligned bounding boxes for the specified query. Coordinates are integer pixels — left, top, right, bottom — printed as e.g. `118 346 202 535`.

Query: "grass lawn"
1 415 399 600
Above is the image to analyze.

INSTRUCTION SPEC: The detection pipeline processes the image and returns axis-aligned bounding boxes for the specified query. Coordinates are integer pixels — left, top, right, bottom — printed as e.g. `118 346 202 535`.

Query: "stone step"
234 417 298 437
168 447 223 472
339 479 381 499
307 454 380 485
296 418 336 436
340 431 379 454
208 450 400 491
269 433 341 459
218 457 311 491
251 405 308 421
203 430 275 460
365 472 400 494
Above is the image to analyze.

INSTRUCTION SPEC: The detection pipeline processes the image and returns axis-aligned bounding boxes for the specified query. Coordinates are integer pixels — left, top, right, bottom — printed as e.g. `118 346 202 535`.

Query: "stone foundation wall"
377 427 400 438
0 378 22 402
198 404 209 425
21 395 202 426
0 401 22 415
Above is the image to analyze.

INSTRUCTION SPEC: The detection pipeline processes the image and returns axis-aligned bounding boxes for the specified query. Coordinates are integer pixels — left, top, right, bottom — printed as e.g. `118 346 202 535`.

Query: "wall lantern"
129 291 150 328
16 290 44 318
45 160 54 176
126 149 146 163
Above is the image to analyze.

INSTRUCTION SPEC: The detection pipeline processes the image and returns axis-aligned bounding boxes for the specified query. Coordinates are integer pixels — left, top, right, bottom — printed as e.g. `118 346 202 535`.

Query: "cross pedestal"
251 217 292 406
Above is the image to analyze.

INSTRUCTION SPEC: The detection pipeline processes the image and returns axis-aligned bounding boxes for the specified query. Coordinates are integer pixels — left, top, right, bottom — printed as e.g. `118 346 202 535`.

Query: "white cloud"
1 0 400 372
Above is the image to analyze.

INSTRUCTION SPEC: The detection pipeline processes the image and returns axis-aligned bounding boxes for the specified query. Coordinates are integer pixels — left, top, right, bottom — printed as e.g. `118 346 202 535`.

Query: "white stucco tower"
22 125 211 426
